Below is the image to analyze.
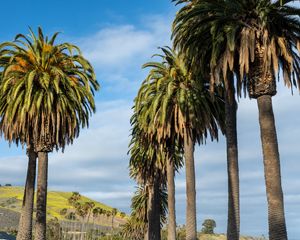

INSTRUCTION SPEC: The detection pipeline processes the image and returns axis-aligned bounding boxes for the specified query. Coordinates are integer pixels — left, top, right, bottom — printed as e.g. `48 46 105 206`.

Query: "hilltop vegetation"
0 186 125 224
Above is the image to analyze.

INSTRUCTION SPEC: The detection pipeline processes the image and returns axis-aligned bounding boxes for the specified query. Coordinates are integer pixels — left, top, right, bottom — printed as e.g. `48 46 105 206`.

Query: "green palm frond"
172 0 300 96
136 47 224 145
121 183 168 239
0 27 100 151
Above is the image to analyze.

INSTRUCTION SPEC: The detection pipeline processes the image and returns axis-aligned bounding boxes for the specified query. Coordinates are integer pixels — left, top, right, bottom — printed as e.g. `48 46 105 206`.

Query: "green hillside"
0 186 124 221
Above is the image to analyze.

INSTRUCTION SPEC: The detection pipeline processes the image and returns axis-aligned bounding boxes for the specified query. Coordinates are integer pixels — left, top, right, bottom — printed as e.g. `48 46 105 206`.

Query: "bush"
201 219 216 234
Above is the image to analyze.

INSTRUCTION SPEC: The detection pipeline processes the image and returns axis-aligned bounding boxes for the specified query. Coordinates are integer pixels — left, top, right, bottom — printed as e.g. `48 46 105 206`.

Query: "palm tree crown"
136 47 224 146
173 0 300 96
0 27 99 151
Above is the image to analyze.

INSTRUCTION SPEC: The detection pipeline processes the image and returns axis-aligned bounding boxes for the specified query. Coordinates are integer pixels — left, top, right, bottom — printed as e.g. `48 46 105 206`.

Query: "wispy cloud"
0 13 300 239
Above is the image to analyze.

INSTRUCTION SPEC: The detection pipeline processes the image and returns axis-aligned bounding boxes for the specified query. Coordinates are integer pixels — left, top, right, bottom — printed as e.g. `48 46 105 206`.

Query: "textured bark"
35 152 48 240
257 95 288 240
146 178 161 240
248 44 276 99
166 156 176 240
225 83 240 240
184 132 197 240
17 147 37 240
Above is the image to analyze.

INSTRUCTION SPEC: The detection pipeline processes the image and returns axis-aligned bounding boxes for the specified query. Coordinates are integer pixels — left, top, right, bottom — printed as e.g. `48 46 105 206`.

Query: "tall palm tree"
136 47 224 240
122 184 168 240
0 27 99 240
14 146 37 240
172 1 300 239
129 123 166 240
172 1 241 238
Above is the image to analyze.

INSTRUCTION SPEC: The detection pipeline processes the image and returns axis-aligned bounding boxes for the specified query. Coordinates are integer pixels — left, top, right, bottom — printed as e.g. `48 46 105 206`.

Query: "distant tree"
111 208 118 229
65 212 76 221
84 201 95 225
59 208 68 216
106 210 112 224
74 201 95 240
92 207 103 227
201 219 216 234
5 184 12 187
68 192 82 206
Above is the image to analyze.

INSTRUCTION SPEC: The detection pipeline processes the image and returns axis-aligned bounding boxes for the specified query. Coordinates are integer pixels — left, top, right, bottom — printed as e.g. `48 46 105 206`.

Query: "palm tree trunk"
225 83 240 240
166 156 176 240
184 132 197 240
146 178 161 240
35 151 48 240
257 95 287 240
17 147 37 240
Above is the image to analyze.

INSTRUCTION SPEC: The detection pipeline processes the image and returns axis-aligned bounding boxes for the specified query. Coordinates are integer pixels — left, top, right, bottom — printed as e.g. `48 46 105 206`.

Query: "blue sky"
0 0 300 239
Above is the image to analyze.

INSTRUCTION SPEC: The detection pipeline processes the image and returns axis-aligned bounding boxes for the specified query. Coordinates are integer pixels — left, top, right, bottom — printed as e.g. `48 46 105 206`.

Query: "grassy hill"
0 187 266 240
0 186 126 226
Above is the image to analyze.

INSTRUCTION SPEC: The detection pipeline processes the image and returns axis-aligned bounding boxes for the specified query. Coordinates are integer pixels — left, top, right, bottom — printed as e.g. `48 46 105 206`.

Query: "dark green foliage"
0 27 100 151
121 185 168 239
172 0 300 96
201 219 216 234
136 47 224 147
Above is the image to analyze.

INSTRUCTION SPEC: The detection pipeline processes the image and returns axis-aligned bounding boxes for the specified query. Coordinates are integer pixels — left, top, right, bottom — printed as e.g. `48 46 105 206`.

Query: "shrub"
201 219 216 234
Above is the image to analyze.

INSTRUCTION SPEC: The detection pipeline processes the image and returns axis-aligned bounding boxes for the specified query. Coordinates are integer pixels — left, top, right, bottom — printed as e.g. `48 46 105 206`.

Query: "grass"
0 186 120 221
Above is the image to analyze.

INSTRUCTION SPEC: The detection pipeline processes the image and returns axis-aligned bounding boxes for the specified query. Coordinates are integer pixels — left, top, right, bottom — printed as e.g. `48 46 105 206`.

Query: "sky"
0 0 299 238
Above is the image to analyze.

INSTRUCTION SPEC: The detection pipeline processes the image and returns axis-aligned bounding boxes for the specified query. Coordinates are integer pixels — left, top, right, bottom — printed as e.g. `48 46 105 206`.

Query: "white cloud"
0 13 300 238
80 25 153 66
76 16 172 72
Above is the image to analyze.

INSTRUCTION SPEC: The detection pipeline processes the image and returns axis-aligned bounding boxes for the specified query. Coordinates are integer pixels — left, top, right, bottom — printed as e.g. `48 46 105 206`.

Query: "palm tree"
122 186 148 240
74 203 88 240
14 146 37 240
111 208 118 229
98 208 105 225
0 27 99 240
122 216 146 240
84 201 95 224
92 207 102 227
172 1 240 238
129 113 172 240
172 1 300 239
82 201 95 238
136 47 224 240
102 209 107 225
68 192 82 206
122 185 168 240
